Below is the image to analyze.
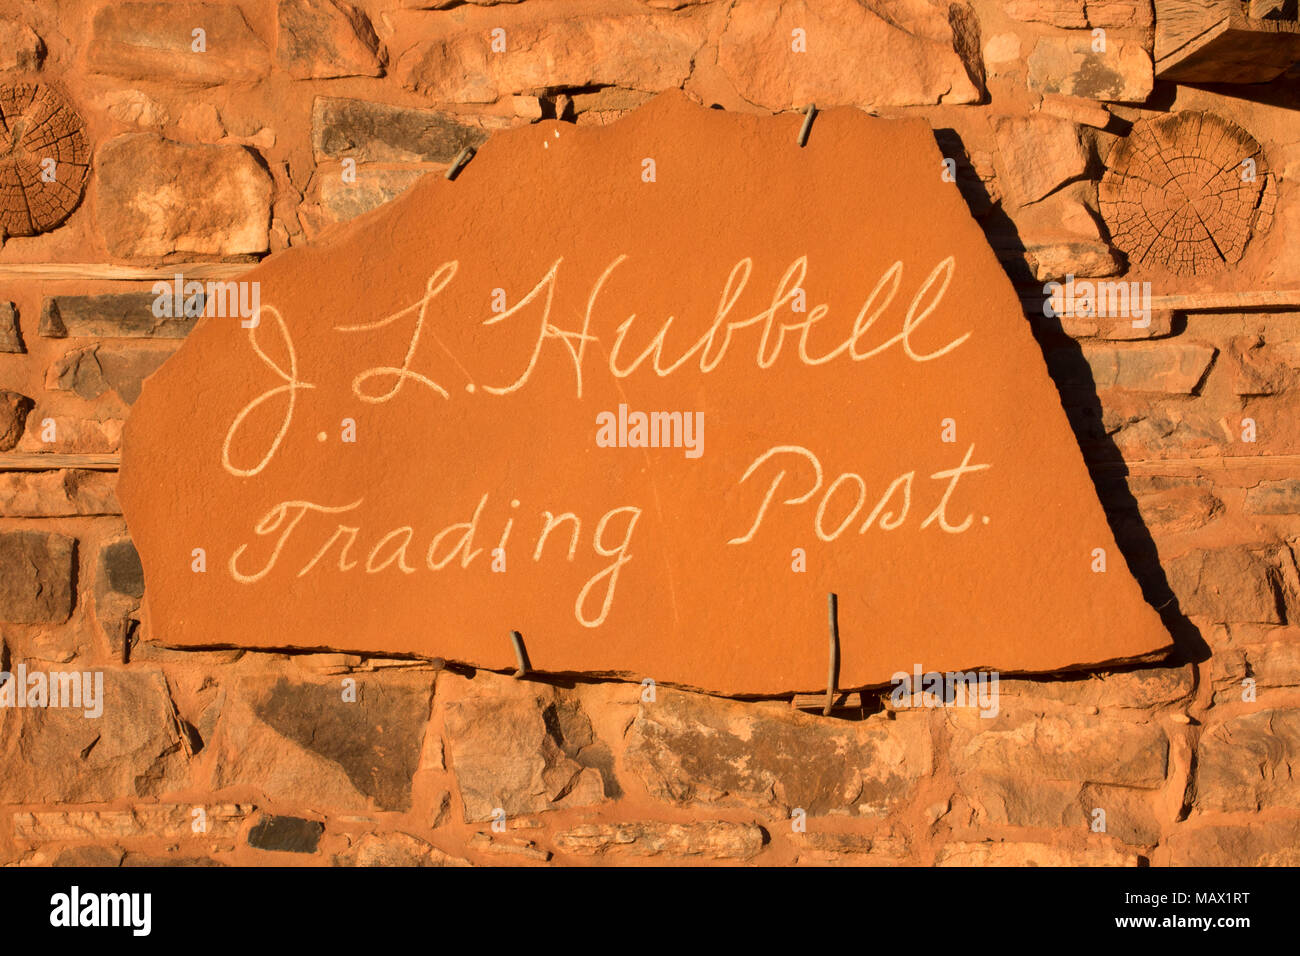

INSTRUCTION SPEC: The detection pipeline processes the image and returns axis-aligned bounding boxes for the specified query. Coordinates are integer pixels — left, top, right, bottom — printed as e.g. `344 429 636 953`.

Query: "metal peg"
798 104 816 148
446 146 476 181
823 592 840 716
510 629 530 679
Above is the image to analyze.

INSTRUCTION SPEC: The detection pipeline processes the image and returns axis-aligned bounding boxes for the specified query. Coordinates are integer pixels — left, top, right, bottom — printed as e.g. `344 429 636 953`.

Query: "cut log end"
0 82 90 238
1099 110 1270 277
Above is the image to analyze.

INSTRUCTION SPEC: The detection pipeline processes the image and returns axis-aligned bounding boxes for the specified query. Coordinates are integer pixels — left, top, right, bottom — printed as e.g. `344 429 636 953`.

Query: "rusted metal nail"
823 592 839 716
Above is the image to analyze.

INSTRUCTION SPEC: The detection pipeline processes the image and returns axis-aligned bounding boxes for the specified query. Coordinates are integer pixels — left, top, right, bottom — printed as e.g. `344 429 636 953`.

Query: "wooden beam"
0 453 120 471
1155 0 1240 61
1093 454 1300 477
1155 0 1300 83
0 262 255 282
1149 290 1300 311
1248 0 1286 16
1020 288 1300 314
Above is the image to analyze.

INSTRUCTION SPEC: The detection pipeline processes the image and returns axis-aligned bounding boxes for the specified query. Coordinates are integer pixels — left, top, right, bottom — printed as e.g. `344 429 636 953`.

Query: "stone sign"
119 93 1172 696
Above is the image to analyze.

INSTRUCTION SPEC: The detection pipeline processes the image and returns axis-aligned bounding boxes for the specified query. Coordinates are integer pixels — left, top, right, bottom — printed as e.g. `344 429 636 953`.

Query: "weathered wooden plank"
1148 290 1300 311
1019 288 1300 313
1249 0 1287 17
1155 0 1300 83
1155 0 1239 61
0 262 253 282
1094 455 1300 477
0 453 121 471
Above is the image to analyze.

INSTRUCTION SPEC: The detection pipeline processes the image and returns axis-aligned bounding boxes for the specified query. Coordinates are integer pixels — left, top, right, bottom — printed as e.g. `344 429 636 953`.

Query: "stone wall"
1 0 1298 866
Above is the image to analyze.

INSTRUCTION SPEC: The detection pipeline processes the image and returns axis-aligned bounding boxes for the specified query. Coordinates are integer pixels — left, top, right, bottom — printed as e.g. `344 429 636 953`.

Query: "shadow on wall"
1144 73 1300 112
932 127 1210 670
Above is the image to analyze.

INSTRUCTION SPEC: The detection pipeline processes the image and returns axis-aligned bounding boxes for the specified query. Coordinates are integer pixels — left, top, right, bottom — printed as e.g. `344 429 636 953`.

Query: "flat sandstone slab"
119 93 1171 696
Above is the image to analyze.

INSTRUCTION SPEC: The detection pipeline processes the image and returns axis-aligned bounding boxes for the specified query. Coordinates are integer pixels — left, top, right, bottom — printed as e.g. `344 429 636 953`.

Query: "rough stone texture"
984 31 1022 69
948 710 1168 788
98 538 144 601
15 416 123 454
247 814 323 853
40 294 197 339
317 167 426 223
443 685 607 822
95 133 272 257
936 840 1139 866
1078 344 1216 393
468 832 552 861
0 470 119 517
626 690 931 815
277 0 384 79
1213 638 1300 703
401 14 701 102
87 2 270 86
0 530 75 623
992 114 1087 206
1082 784 1163 846
1245 480 1300 515
0 302 23 352
122 851 225 866
177 102 226 143
716 0 983 110
954 777 1159 845
996 665 1194 709
1040 93 1112 129
1130 480 1222 536
312 97 487 164
1028 239 1122 281
0 670 188 802
95 536 144 638
956 774 1160 844
1058 310 1174 341
1240 393 1300 457
1195 710 1300 812
211 673 434 811
793 830 910 866
13 804 250 842
1162 819 1300 866
47 345 175 405
0 388 33 450
1005 182 1123 280
333 831 470 866
1107 403 1229 461
1228 337 1300 396
1005 0 1152 28
0 18 44 71
554 821 765 859
1167 548 1285 624
1027 36 1153 102
45 846 127 867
